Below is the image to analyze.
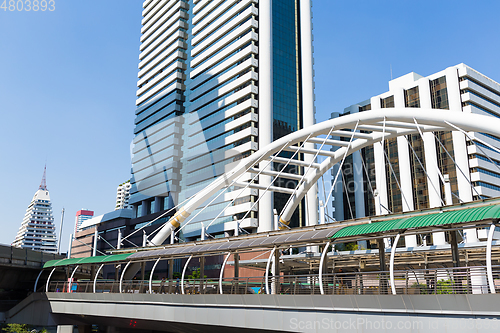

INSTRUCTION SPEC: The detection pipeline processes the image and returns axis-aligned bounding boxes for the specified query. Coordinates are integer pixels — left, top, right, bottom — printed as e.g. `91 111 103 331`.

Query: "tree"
2 324 48 333
187 268 207 280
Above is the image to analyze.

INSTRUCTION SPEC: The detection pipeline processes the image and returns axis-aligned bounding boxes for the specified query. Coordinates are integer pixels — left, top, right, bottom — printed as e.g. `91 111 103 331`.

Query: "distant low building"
115 180 132 210
74 209 94 233
12 166 57 253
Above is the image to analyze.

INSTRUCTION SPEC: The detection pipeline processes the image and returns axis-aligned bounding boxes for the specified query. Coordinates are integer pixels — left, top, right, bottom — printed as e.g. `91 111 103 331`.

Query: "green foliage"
436 279 454 294
2 324 48 333
187 268 207 280
172 272 181 279
335 242 360 251
411 279 455 294
411 283 429 294
345 242 359 251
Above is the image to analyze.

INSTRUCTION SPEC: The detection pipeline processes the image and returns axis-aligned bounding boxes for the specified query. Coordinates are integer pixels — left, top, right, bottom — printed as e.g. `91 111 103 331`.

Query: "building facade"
129 0 317 240
74 210 94 233
332 64 500 246
12 168 58 253
115 180 132 210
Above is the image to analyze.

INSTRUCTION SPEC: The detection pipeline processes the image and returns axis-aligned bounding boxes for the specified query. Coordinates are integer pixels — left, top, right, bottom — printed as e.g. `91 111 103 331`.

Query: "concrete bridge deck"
5 292 500 333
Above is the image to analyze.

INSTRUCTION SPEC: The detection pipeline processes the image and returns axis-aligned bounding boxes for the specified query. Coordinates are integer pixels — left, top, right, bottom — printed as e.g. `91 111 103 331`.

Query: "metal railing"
45 265 500 296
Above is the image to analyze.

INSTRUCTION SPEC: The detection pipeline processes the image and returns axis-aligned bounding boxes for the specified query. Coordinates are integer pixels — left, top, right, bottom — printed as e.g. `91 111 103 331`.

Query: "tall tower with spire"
13 166 58 253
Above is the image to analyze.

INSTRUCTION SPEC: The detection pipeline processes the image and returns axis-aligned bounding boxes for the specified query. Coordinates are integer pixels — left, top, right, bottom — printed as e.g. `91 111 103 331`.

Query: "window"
404 87 420 108
137 204 142 218
381 96 394 108
359 104 371 112
430 76 449 109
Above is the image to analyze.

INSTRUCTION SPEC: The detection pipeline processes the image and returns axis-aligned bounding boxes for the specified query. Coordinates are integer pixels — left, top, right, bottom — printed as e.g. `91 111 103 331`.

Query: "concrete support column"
352 150 366 218
319 201 325 224
272 248 280 294
257 0 273 233
373 142 389 215
378 238 388 294
396 137 414 212
450 230 463 293
154 196 162 213
234 253 239 278
418 78 445 246
200 256 205 293
168 259 174 293
141 262 146 280
450 231 461 268
372 95 388 217
394 88 417 246
141 200 148 217
352 149 367 249
419 78 442 209
445 67 472 201
446 67 476 243
57 326 73 333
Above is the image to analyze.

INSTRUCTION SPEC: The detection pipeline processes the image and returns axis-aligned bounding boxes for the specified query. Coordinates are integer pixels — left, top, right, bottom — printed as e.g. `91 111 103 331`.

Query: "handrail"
45 265 499 296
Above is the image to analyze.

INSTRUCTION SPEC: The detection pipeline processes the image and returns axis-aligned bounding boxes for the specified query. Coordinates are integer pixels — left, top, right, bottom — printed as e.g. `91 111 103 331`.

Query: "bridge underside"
6 292 500 333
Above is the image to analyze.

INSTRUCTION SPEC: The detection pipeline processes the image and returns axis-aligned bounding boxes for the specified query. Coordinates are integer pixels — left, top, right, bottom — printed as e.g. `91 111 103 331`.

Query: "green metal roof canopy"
331 204 500 239
43 253 133 269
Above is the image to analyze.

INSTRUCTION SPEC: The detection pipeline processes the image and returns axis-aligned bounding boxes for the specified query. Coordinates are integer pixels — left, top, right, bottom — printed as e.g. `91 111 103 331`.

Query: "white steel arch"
149 109 500 246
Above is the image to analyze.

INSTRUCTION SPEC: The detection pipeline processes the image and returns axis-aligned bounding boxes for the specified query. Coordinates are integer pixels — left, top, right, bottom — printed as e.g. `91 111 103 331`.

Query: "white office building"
332 64 500 246
12 168 57 253
130 0 317 239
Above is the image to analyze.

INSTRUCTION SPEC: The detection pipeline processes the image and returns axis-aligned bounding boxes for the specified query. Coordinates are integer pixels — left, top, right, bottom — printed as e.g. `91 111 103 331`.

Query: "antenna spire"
39 165 47 190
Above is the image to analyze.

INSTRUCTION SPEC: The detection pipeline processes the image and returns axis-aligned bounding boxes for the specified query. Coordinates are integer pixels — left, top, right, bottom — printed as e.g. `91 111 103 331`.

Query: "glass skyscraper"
130 0 317 240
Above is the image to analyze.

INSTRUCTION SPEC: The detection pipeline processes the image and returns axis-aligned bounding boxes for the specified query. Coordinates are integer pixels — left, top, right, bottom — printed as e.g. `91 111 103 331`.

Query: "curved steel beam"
46 267 56 293
119 261 131 293
34 269 44 292
149 258 161 294
181 255 193 295
319 241 331 295
93 264 104 293
69 265 79 293
265 247 277 295
70 265 79 281
487 224 496 294
150 109 500 246
219 252 231 295
390 234 401 295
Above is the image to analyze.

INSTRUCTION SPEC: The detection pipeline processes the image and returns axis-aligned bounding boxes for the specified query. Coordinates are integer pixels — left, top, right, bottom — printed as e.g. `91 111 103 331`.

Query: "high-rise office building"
332 63 500 246
130 0 317 239
12 167 58 253
74 209 94 233
115 180 132 210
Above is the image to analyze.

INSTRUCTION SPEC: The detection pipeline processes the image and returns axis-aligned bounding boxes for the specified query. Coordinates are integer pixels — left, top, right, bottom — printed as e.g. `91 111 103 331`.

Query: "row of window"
375 76 449 110
473 181 500 192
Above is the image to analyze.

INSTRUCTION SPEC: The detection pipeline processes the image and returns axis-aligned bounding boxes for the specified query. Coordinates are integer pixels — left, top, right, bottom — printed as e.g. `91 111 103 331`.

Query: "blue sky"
0 0 499 251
